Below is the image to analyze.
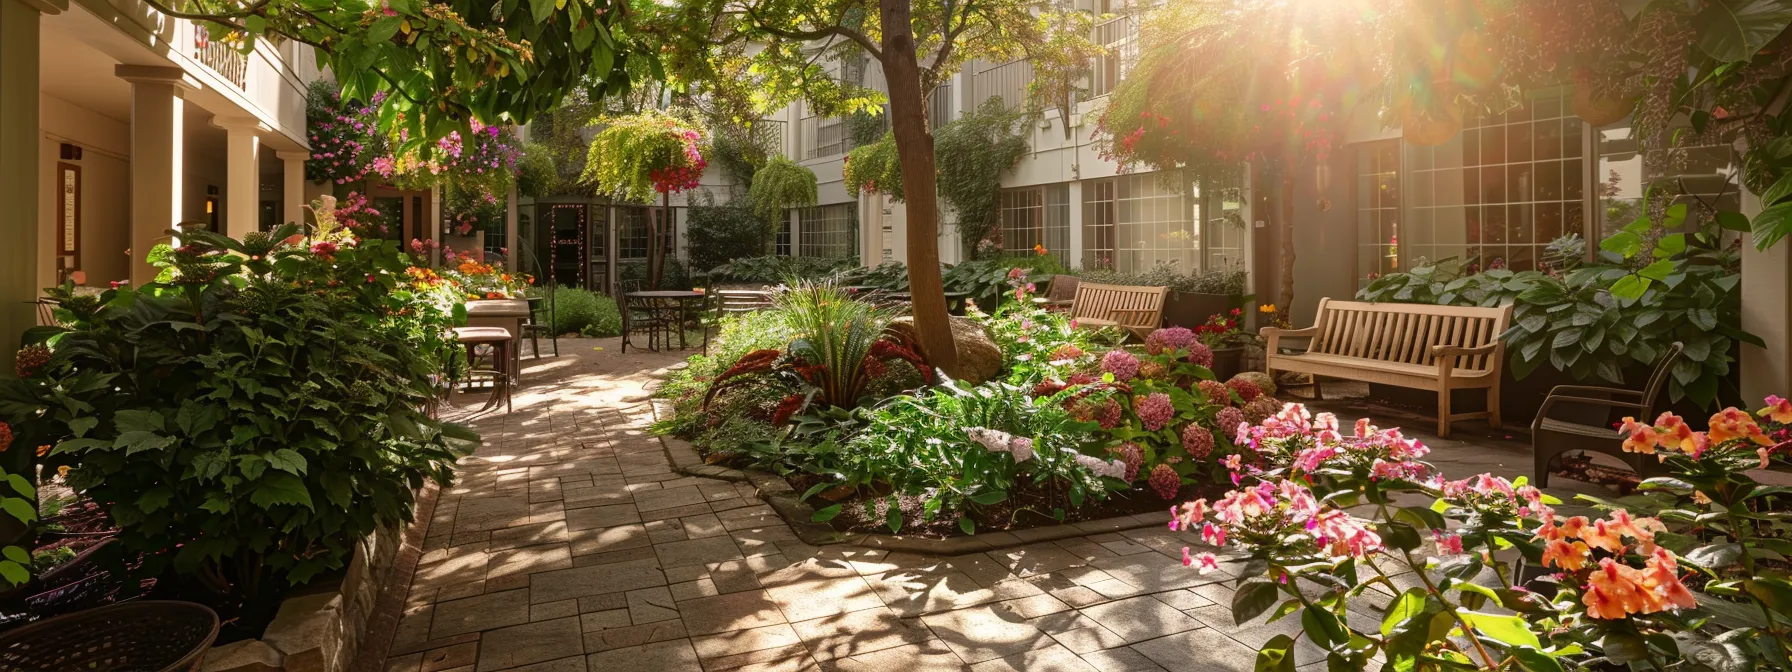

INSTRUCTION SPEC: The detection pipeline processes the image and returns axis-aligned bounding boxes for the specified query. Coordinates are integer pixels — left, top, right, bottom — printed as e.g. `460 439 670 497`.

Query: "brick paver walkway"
375 338 1571 672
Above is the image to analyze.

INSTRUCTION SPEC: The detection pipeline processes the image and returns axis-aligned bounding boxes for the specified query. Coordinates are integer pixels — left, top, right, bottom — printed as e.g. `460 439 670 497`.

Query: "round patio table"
624 290 708 353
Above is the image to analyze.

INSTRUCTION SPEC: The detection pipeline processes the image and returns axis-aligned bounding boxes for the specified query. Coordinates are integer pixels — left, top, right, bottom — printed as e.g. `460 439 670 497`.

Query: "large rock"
1228 371 1277 398
887 316 1002 384
200 640 283 672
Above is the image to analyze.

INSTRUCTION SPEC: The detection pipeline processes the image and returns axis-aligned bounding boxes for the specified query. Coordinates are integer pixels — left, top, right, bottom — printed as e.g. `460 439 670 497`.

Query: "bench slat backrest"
1071 283 1169 327
1309 299 1510 372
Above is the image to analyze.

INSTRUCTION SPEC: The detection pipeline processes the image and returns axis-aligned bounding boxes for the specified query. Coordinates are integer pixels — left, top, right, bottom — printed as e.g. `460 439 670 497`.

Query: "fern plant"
748 157 819 242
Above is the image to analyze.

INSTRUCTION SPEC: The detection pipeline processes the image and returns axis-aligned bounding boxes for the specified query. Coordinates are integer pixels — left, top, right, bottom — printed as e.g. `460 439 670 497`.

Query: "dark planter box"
1163 292 1232 329
1210 347 1247 381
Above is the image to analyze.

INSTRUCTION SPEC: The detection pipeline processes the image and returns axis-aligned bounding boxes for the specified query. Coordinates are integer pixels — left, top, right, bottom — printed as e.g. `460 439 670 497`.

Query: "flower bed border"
647 396 1171 556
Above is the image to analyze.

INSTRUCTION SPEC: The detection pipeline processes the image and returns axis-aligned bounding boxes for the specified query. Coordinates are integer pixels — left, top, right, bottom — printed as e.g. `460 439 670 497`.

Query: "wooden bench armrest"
1430 343 1500 357
1260 326 1318 354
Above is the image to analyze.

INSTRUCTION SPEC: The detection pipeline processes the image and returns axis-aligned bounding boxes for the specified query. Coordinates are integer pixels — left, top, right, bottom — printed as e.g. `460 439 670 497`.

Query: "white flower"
1009 437 1036 463
967 427 1015 453
1106 459 1129 480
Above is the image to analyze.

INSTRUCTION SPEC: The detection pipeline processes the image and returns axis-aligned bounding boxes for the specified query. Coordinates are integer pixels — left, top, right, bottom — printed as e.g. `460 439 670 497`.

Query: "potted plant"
1193 309 1257 380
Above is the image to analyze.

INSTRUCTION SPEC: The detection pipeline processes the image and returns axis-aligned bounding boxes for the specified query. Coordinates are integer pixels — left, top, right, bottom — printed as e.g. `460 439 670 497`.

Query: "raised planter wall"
201 520 405 672
1162 292 1232 329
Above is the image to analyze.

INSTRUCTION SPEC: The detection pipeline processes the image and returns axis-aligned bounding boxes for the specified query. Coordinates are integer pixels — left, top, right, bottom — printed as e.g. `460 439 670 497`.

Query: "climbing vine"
843 132 904 200
935 100 1031 255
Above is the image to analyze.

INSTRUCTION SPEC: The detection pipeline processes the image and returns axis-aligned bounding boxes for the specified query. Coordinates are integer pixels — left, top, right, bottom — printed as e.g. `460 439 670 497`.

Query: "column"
213 116 264 238
1 0 65 377
117 65 198 286
1740 188 1792 401
1067 180 1085 269
276 150 308 228
789 209 802 257
504 182 519 271
428 185 442 267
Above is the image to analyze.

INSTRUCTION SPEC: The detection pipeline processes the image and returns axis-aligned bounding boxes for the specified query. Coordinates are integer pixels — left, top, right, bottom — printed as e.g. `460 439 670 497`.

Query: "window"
1200 178 1248 273
1596 118 1740 243
1113 173 1197 274
1083 179 1117 269
799 203 858 259
1357 141 1401 287
618 206 675 261
1402 90 1585 272
998 185 1070 256
1090 15 1134 98
776 212 792 256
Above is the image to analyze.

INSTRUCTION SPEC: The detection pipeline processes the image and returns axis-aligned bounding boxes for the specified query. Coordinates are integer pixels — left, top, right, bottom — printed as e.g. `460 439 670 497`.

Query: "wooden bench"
1069 283 1169 340
1261 298 1512 438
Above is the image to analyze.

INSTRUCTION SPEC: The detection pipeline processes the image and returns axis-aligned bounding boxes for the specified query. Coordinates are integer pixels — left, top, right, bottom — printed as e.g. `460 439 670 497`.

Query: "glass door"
546 203 587 288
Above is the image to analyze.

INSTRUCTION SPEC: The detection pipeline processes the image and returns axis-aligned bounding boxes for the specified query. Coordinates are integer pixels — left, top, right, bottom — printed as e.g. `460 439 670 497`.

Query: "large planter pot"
1163 292 1232 329
1209 347 1247 382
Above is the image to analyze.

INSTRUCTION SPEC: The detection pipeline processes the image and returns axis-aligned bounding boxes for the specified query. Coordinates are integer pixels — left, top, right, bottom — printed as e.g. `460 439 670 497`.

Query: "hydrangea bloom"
966 427 1037 463
1181 425 1215 460
1101 350 1141 381
1096 399 1124 430
1226 378 1262 403
1114 443 1143 481
1215 407 1246 439
1138 361 1167 380
1136 393 1175 431
1197 380 1232 406
1187 342 1214 367
1073 453 1128 480
1148 464 1181 499
1145 327 1198 355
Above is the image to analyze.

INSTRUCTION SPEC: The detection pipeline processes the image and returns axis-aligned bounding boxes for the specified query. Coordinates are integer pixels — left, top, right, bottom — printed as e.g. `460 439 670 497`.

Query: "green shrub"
537 285 621 337
620 258 692 290
705 255 858 284
652 310 795 438
686 193 772 271
1 224 475 600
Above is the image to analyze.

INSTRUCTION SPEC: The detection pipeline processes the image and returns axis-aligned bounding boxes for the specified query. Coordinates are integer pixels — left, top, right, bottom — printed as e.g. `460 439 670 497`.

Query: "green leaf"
266 448 309 475
529 0 555 22
115 409 164 434
1763 174 1792 206
1460 610 1540 649
969 490 1009 505
0 560 27 586
959 517 975 535
811 504 842 522
1602 630 1650 664
69 416 98 438
1255 634 1297 672
137 487 173 514
1232 580 1280 625
3 475 32 500
1301 605 1347 647
367 16 401 45
1511 646 1565 672
885 497 903 534
243 14 267 35
1686 542 1744 569
1716 211 1753 232
1609 274 1650 301
115 431 173 455
1754 202 1792 250
0 498 37 524
250 472 314 510
1382 588 1428 637
1 546 28 565
1696 0 1792 63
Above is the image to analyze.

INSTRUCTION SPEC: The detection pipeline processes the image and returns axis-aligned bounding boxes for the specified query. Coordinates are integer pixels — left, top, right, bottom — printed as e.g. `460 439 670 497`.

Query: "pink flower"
1202 522 1227 547
310 241 339 258
1226 378 1261 403
1101 350 1141 381
1187 342 1214 367
1215 407 1246 439
1149 464 1181 499
1136 393 1175 431
1181 425 1215 459
1434 532 1464 555
1115 443 1143 481
1145 327 1198 355
1181 548 1221 573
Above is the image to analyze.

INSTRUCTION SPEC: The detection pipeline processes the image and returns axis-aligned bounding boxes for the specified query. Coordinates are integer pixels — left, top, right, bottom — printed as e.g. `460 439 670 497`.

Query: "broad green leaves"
1695 0 1792 63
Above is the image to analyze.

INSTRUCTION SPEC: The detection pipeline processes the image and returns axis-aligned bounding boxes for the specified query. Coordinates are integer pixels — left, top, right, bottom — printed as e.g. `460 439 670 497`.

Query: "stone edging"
648 397 1170 557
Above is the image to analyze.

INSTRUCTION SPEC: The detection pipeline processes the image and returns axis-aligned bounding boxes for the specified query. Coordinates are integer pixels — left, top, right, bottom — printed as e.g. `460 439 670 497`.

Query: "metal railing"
1090 14 1137 98
192 23 248 89
800 116 847 159
974 59 1034 110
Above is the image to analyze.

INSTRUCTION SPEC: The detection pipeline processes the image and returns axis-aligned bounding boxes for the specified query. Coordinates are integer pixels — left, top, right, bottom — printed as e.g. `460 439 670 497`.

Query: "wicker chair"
1531 342 1683 487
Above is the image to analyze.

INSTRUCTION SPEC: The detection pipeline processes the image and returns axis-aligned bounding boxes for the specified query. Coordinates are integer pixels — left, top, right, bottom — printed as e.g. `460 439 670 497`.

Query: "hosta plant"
0 223 476 601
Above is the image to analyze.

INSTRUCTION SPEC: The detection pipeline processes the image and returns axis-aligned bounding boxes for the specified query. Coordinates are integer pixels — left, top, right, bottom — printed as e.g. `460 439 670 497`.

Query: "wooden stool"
453 326 516 413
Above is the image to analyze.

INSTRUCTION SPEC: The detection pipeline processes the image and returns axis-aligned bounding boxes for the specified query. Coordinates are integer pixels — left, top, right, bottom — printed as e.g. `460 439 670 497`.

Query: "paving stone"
531 599 580 622
564 504 642 531
969 643 1100 672
635 486 710 512
919 603 1055 664
584 639 701 672
1148 590 1213 611
679 590 788 635
1050 626 1130 655
868 570 1046 618
1077 647 1168 672
421 642 479 672
625 586 681 625
575 593 627 614
679 513 729 538
827 641 970 672
492 656 587 672
670 578 719 602
690 623 804 659
655 535 744 568
764 575 884 622
488 545 572 580
474 616 584 672
705 643 818 672
571 545 657 567
456 495 532 532
709 559 764 594
528 558 665 603
431 589 530 639
489 521 570 551
568 523 649 555
1076 597 1203 644
1098 541 1152 556
791 607 935 661
1128 629 1260 672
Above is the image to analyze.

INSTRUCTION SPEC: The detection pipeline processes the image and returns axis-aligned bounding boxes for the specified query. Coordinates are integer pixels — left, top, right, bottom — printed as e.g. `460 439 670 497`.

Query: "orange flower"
1760 395 1792 424
1536 515 1590 542
1584 558 1648 619
1618 417 1659 454
1709 407 1774 446
1581 519 1625 553
1641 548 1697 611
1608 510 1666 553
1653 413 1698 454
1541 539 1591 572
1034 244 1048 256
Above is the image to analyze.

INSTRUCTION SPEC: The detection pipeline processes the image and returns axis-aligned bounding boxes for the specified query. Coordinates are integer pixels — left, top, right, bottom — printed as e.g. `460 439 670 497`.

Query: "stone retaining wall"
201 520 404 672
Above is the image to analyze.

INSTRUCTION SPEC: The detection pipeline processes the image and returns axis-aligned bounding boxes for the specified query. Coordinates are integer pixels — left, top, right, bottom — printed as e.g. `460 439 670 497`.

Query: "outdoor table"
466 298 529 382
624 290 708 352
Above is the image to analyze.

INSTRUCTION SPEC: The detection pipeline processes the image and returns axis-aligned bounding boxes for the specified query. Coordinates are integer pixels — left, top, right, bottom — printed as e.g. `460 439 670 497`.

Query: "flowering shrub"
1161 400 1792 671
441 258 531 301
1193 309 1258 350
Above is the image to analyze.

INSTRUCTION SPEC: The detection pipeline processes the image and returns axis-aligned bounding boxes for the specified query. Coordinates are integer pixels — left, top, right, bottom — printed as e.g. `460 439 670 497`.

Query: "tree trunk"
651 191 669 289
878 0 959 373
1278 161 1296 314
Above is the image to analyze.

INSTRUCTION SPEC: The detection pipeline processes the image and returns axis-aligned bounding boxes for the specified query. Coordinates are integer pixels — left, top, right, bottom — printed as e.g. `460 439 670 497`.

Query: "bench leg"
1486 382 1501 430
1436 387 1452 439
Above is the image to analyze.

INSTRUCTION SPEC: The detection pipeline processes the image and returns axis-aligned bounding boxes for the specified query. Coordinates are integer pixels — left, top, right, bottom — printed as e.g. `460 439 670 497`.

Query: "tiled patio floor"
373 338 1615 672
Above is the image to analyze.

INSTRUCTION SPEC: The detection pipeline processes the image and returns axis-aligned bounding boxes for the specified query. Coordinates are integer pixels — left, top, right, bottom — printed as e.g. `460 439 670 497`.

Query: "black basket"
0 601 219 671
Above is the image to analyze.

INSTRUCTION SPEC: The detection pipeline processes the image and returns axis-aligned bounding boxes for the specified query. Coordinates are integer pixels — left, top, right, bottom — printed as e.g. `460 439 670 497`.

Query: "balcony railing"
192 23 248 89
974 59 1034 110
1090 14 1136 98
800 116 847 159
